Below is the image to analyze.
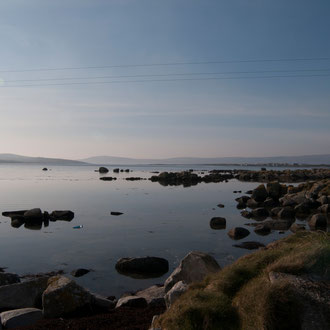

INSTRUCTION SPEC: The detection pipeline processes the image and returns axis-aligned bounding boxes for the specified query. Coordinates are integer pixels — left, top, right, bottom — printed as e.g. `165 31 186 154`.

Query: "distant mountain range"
0 153 86 165
80 154 330 165
1 153 330 166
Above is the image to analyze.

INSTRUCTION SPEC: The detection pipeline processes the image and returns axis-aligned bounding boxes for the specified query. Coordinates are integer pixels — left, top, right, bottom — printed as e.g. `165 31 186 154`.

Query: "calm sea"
0 163 301 297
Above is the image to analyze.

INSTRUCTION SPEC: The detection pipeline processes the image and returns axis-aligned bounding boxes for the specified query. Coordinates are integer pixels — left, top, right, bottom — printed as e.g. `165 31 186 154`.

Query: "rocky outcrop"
164 251 221 293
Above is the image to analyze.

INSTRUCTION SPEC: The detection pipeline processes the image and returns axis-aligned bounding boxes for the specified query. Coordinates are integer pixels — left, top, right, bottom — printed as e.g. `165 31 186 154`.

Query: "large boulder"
0 272 20 286
115 257 169 278
42 276 92 318
0 277 49 310
0 308 42 329
164 281 188 308
164 251 221 293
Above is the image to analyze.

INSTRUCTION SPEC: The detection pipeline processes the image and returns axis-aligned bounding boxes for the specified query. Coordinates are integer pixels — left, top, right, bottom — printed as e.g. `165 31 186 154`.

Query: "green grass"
155 232 330 330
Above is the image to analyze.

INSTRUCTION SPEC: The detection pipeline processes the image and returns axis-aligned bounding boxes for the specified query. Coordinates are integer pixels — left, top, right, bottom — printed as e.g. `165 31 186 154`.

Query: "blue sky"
0 0 329 159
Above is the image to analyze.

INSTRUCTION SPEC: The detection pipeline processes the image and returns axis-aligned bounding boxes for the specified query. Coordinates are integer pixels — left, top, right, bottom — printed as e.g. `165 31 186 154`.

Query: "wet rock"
115 257 169 278
116 296 147 308
217 203 225 208
49 210 74 221
42 276 92 318
270 207 282 217
250 207 269 219
233 241 265 250
135 285 165 307
240 210 252 219
0 277 49 310
164 281 188 308
0 308 43 329
227 227 250 240
24 208 43 222
308 213 327 229
254 224 271 235
113 168 120 173
290 223 306 233
251 184 268 202
70 268 90 278
209 217 226 229
164 251 220 293
111 211 123 216
98 167 109 173
0 272 20 286
278 206 295 219
246 198 259 209
100 177 117 181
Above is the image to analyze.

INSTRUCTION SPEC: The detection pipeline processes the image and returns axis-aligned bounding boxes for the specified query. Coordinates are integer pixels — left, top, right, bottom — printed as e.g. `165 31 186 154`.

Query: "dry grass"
155 231 330 330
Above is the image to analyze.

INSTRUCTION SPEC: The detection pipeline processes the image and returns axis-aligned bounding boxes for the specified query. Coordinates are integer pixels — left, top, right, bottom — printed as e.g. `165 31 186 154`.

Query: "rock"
266 181 281 199
42 168 48 171
115 257 169 278
91 294 116 309
290 223 306 233
164 281 188 308
240 210 252 219
0 277 49 310
250 207 269 219
308 214 327 229
113 168 120 173
42 276 92 318
317 196 329 205
164 251 221 293
246 198 260 209
251 184 268 202
135 285 165 307
0 308 42 329
11 218 24 228
110 211 123 216
318 204 330 214
278 206 295 219
100 177 117 181
233 241 266 250
245 190 253 194
24 208 43 222
254 224 271 235
98 167 109 173
263 197 277 207
115 296 147 308
217 203 225 208
294 202 313 218
2 210 27 218
270 207 282 216
209 217 226 229
227 227 250 240
49 210 74 221
0 272 20 286
236 196 250 204
261 219 293 231
71 268 90 277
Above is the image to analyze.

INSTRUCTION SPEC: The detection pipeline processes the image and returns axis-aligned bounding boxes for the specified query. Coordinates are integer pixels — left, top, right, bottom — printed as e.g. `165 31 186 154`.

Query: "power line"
1 73 330 88
3 68 330 83
0 57 330 73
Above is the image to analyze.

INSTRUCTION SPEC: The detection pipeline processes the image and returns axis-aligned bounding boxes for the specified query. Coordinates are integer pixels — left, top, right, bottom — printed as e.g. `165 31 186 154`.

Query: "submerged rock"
209 217 226 229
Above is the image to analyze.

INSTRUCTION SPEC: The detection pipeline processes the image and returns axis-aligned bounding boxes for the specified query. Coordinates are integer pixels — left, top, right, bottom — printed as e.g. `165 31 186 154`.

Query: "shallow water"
0 164 295 297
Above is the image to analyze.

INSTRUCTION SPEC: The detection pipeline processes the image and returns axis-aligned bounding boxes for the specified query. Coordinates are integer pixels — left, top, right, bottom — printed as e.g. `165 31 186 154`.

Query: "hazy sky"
0 0 329 159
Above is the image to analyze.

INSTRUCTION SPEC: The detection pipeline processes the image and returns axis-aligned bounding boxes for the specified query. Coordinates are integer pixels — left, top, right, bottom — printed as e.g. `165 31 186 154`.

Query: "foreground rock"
164 251 221 293
0 277 49 310
164 281 188 308
135 285 165 307
115 257 169 278
0 308 43 329
42 276 92 318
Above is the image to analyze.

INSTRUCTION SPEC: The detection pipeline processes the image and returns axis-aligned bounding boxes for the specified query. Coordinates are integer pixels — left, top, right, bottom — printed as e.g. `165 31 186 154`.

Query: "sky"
0 0 329 159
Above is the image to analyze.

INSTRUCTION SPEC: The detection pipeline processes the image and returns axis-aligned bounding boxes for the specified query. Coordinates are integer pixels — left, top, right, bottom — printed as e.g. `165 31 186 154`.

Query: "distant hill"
0 153 86 165
80 154 330 165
